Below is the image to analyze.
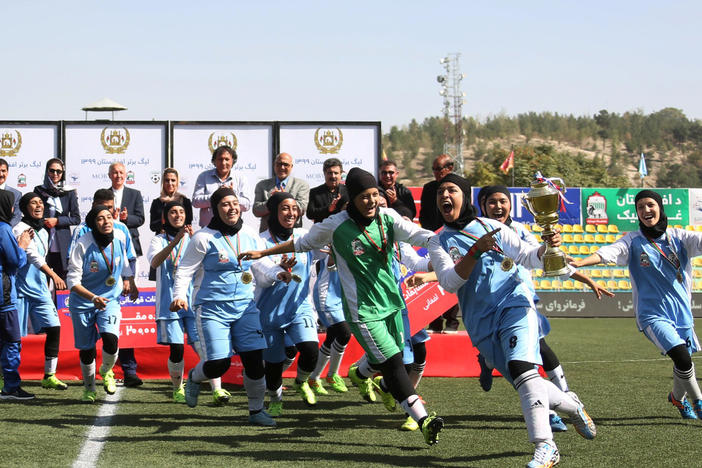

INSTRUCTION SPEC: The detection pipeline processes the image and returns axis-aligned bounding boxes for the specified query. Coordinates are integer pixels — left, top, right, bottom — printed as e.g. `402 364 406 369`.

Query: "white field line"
72 386 125 468
561 356 702 365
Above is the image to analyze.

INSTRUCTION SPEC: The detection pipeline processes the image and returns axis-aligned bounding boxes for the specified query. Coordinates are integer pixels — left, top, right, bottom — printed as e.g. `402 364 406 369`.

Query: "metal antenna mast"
437 53 466 175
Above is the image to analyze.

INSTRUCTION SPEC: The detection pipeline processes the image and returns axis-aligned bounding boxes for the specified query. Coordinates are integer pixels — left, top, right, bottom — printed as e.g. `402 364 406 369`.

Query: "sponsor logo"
150 171 161 184
314 128 343 154
100 128 130 154
126 170 135 185
0 130 21 157
449 246 463 264
640 252 650 268
208 132 237 154
351 239 365 256
218 249 229 263
17 173 26 188
90 260 99 273
585 191 608 225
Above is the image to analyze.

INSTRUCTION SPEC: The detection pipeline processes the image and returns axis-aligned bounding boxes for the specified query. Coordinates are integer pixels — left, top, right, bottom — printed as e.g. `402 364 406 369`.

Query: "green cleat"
268 400 283 417
213 388 231 406
294 380 317 406
173 384 186 403
326 373 348 393
82 389 97 403
99 369 116 395
420 412 444 446
373 376 396 412
400 415 419 431
309 378 329 395
348 365 376 403
41 374 68 390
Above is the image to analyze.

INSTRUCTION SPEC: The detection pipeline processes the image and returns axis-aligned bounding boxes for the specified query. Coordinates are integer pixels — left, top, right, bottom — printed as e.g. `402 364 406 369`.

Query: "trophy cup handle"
521 195 534 215
549 177 567 195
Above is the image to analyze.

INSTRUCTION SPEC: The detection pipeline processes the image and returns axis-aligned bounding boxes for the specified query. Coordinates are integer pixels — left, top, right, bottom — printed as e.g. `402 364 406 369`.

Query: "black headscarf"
162 200 186 237
266 192 295 241
345 167 379 227
86 205 114 248
35 158 71 198
477 185 512 226
19 192 44 230
635 189 668 239
0 189 15 225
437 173 476 230
207 187 243 236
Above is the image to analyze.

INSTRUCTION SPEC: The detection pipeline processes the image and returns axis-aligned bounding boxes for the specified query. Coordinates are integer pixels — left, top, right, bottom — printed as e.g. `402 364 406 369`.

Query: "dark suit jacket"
33 185 81 270
306 184 349 223
5 186 21 227
379 182 416 220
115 186 145 256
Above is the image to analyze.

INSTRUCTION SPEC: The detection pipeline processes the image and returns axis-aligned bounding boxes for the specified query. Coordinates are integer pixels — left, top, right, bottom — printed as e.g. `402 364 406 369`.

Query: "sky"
2 1 700 130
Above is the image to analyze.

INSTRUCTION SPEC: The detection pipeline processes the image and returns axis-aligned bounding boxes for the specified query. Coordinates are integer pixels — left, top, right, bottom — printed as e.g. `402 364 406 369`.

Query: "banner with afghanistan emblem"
0 121 60 194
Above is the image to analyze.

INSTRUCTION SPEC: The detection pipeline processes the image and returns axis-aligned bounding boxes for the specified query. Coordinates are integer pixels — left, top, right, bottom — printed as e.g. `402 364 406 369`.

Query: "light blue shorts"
263 311 319 363
537 312 551 339
475 306 542 386
195 301 267 361
157 316 199 345
314 268 345 327
70 303 121 350
643 319 700 355
17 295 59 336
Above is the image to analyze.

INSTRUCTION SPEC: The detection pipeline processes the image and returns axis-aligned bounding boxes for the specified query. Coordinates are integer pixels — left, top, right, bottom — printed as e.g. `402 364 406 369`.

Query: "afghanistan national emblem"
0 130 22 157
314 128 343 154
208 132 238 154
100 128 130 154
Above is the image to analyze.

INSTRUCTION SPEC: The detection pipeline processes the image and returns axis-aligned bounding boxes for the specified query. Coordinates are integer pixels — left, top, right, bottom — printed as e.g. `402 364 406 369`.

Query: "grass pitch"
2 318 702 467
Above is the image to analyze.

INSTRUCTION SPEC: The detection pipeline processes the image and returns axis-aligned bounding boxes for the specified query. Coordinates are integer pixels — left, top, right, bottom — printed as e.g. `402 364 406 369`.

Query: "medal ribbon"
470 219 505 256
644 232 681 275
360 217 388 263
98 242 114 276
167 235 185 270
222 233 242 267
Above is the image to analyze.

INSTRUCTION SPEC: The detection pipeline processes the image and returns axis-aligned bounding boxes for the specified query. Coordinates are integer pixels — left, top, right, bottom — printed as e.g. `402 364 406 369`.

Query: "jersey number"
509 336 518 349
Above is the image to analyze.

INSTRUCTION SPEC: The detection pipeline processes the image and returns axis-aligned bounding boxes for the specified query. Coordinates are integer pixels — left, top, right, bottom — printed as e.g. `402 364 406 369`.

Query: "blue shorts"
0 307 21 343
17 295 59 336
643 319 700 355
401 307 414 365
70 303 121 350
263 311 319 363
475 306 542 386
195 301 266 361
411 329 430 345
157 316 199 345
314 267 345 327
537 312 551 339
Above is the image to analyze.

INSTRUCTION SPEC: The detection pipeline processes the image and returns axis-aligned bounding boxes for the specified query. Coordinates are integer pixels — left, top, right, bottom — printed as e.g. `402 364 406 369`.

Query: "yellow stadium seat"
563 280 574 290
589 245 600 254
562 224 573 233
614 269 625 278
615 234 624 240
563 234 574 243
533 279 540 289
523 223 532 231
694 257 702 267
533 269 543 277
597 225 608 233
579 245 590 255
569 245 580 255
674 224 683 229
573 224 584 233
624 269 629 277
595 234 606 243
695 280 702 290
573 280 583 289
533 225 543 232
560 246 568 254
554 224 562 232
686 225 696 231
607 280 618 289
695 225 702 232
585 224 597 233
573 234 585 243
601 269 611 278
694 269 702 278
540 279 552 289
618 280 630 289
590 269 602 278
607 224 619 233
584 234 596 243
596 280 607 288
605 234 617 243
533 234 542 243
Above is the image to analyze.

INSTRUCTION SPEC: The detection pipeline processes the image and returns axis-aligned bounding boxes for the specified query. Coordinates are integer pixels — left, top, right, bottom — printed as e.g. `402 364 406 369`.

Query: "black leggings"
322 322 351 348
668 344 693 371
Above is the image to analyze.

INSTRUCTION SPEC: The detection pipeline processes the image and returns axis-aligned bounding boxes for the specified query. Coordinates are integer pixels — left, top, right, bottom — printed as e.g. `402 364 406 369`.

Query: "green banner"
581 188 689 231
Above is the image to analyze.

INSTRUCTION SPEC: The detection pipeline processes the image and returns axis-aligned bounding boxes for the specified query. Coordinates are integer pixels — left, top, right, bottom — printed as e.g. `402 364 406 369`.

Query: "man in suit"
0 159 22 226
107 162 145 387
253 153 310 232
306 158 349 224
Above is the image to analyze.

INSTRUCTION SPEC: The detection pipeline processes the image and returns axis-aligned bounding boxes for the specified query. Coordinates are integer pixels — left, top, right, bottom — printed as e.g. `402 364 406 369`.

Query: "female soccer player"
240 167 444 446
13 193 68 390
170 187 289 426
428 174 596 467
573 189 702 420
67 205 135 403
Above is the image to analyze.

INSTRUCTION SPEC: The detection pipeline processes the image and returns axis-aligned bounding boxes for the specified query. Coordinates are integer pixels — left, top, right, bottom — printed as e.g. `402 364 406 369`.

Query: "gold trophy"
521 172 570 276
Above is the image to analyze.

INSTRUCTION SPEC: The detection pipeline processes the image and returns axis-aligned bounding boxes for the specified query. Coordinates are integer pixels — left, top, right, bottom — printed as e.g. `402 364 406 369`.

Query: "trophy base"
542 249 570 277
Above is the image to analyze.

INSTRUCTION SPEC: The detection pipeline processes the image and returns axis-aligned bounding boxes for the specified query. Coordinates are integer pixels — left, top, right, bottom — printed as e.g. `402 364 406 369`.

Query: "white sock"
190 361 207 383
675 364 702 401
99 350 118 375
244 375 266 412
45 356 58 375
409 361 426 389
81 360 96 392
310 344 331 380
400 394 428 423
514 369 552 443
209 377 222 391
546 365 569 392
327 340 347 376
168 359 184 389
269 385 283 402
543 379 580 415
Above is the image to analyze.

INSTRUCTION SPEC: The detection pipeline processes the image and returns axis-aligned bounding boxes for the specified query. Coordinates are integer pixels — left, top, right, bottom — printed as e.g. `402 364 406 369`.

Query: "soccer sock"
269 385 283 402
296 367 312 384
244 374 266 413
546 365 569 392
514 369 552 443
310 344 331 380
358 357 376 379
543 379 580 415
400 394 428 423
99 350 118 375
44 356 58 375
675 364 702 401
190 361 207 384
409 361 426 389
327 340 347 377
209 377 222 391
81 360 96 392
167 359 184 389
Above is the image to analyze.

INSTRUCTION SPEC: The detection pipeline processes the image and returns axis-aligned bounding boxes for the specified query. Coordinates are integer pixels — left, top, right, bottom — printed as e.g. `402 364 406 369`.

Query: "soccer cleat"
268 400 283 417
420 412 444 446
693 399 702 419
309 378 329 395
123 374 144 388
373 376 397 412
526 440 560 468
326 373 348 393
248 410 277 427
173 384 186 403
477 354 493 392
400 415 419 431
549 412 567 432
567 391 596 439
185 370 201 408
669 392 697 419
81 389 97 403
294 380 317 406
0 387 36 400
99 369 117 395
41 374 68 390
348 365 376 403
213 388 231 406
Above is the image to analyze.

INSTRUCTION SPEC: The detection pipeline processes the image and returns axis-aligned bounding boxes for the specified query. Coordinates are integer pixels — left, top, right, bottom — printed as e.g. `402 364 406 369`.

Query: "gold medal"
105 276 116 287
291 274 302 283
501 257 514 271
241 271 253 284
677 272 683 283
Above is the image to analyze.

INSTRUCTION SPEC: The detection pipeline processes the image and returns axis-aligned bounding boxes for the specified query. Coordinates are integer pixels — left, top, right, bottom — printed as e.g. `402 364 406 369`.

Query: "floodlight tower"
437 53 466 175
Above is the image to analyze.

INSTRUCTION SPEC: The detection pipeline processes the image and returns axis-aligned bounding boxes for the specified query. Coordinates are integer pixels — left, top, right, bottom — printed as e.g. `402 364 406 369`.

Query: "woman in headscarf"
170 187 288 427
239 167 445 446
149 168 193 233
254 192 319 416
66 204 134 403
12 193 68 391
33 158 80 281
574 189 702 421
428 174 596 467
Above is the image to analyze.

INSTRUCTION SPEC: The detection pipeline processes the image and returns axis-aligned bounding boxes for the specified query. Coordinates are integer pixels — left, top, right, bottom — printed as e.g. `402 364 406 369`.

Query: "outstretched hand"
474 228 501 254
239 251 263 261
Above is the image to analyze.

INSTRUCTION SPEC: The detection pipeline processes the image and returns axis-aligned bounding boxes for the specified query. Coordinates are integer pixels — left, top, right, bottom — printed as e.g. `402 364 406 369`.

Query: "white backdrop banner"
64 122 167 287
690 189 702 225
0 123 59 193
171 123 274 229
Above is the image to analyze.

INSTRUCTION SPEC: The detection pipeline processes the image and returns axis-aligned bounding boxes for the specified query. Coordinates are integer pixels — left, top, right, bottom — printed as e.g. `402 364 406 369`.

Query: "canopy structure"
81 97 127 120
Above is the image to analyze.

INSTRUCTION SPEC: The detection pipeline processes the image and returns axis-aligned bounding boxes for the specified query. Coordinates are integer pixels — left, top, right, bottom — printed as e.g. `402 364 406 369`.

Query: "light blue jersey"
13 222 50 299
68 220 136 262
313 254 345 327
147 233 193 321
